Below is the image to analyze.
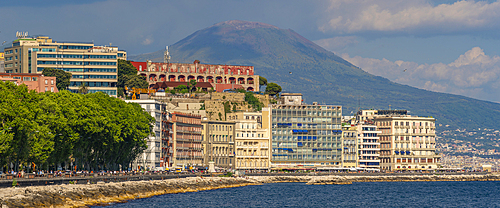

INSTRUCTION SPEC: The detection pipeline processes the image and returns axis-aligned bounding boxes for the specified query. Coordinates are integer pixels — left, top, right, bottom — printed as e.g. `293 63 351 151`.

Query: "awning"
395 151 400 154
406 151 411 154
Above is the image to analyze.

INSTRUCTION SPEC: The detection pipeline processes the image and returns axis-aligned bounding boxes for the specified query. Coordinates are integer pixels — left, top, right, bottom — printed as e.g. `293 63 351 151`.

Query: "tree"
42 68 72 91
78 83 89 94
124 75 149 89
265 82 282 96
117 60 143 97
259 76 267 87
189 79 197 92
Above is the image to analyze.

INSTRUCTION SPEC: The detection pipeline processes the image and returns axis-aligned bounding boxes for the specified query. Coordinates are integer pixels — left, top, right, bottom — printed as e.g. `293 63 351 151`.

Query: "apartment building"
342 124 357 168
357 110 440 171
3 35 126 96
202 119 236 170
357 122 381 169
263 102 343 168
0 73 58 93
227 112 270 170
162 112 203 168
125 99 163 170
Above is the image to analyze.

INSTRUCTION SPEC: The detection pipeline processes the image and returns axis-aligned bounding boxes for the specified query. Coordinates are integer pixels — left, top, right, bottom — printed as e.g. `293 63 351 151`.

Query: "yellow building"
3 35 126 96
227 112 270 171
341 125 357 168
202 119 236 170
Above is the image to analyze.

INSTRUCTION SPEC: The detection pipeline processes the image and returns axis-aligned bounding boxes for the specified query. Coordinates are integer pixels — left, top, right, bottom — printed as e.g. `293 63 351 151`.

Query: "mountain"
130 20 500 130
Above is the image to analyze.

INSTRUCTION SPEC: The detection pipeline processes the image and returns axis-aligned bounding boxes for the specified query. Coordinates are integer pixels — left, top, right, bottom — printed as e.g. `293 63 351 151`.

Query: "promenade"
0 172 499 207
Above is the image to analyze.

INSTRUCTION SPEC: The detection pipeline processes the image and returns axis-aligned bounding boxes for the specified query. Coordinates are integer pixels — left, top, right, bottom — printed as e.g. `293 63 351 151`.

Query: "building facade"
3 35 126 96
125 99 163 170
202 119 235 170
263 104 343 168
0 73 58 93
357 123 381 169
341 125 357 168
162 112 203 168
358 110 441 171
227 112 270 171
130 61 259 92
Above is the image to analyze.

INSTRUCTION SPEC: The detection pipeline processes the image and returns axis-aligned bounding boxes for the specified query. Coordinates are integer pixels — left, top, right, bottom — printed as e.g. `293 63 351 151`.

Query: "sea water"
96 181 500 207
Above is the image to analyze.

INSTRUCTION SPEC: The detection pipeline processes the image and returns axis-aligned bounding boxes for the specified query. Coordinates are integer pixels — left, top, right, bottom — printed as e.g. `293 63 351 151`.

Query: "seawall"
0 177 258 208
1 174 499 207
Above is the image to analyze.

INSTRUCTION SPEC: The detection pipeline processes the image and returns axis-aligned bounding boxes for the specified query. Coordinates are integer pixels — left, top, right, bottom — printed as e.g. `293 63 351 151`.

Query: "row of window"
58 45 93 50
29 48 57 52
72 75 117 79
4 49 17 54
37 61 116 66
69 89 117 95
70 81 117 87
37 54 117 59
37 67 117 73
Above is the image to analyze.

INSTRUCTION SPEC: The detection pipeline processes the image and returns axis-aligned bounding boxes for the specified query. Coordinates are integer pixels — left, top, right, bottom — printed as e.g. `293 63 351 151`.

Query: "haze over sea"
97 181 500 207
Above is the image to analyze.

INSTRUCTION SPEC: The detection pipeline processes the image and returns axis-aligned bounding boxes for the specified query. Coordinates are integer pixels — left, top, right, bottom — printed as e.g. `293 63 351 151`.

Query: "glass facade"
270 105 342 166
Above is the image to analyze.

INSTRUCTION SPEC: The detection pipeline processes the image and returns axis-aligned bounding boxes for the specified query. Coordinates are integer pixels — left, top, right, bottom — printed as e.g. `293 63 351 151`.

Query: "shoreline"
1 174 499 207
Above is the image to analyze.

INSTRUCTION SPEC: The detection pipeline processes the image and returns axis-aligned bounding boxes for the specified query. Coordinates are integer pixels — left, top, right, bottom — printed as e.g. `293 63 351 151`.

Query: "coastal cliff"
1 174 499 207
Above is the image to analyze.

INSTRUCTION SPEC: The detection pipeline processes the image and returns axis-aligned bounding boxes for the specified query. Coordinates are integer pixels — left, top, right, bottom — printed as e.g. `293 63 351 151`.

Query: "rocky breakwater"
249 174 500 185
0 177 259 208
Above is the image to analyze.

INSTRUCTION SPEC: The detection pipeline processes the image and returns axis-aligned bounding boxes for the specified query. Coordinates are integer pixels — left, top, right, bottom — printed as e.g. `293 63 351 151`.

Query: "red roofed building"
130 60 259 92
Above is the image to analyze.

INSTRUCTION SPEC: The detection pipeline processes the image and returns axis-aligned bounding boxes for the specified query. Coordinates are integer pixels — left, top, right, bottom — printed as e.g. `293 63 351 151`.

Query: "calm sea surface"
96 181 500 207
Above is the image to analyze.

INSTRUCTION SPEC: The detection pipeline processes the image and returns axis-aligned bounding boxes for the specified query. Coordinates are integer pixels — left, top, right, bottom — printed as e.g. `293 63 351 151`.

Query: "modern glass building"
3 35 126 96
263 104 343 168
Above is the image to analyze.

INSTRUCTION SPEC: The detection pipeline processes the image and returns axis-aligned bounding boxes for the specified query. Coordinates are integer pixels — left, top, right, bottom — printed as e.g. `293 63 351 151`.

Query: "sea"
95 181 500 207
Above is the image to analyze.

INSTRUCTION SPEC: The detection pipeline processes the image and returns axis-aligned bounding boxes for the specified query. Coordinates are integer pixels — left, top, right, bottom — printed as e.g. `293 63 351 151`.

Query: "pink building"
0 73 58 93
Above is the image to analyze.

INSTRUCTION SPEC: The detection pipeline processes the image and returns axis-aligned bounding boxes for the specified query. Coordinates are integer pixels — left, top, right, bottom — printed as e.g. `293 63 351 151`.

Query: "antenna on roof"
164 46 171 64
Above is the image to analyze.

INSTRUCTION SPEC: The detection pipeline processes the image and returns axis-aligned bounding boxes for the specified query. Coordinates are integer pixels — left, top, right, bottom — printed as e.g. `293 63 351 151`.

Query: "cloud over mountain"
320 0 500 36
341 47 500 102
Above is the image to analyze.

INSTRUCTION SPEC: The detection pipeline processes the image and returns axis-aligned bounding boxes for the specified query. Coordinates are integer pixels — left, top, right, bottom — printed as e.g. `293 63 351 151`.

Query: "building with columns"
130 61 259 92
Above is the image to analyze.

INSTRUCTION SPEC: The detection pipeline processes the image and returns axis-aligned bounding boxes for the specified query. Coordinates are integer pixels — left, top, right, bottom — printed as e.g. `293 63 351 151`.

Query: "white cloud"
142 37 153 45
320 0 500 35
341 47 500 102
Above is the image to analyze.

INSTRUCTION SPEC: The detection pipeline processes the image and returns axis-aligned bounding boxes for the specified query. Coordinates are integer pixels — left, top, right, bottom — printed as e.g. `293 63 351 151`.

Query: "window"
45 87 48 92
51 79 54 85
45 80 48 84
51 87 54 92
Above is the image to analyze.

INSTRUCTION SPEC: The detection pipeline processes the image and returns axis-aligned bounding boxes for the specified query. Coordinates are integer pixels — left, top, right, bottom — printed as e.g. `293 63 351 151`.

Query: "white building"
125 99 164 171
357 122 381 169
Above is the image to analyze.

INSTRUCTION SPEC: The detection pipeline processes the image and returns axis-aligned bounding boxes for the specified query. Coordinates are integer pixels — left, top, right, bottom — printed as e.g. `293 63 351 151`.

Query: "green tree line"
0 81 154 173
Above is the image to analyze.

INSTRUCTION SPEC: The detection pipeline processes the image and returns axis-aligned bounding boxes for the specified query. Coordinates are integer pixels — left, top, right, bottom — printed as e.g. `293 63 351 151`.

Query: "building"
341 124 357 168
227 112 270 171
3 35 126 96
263 103 343 169
202 119 236 170
125 99 163 171
130 60 259 92
358 110 441 171
162 112 203 168
356 122 381 169
0 52 4 72
280 93 303 105
0 73 58 93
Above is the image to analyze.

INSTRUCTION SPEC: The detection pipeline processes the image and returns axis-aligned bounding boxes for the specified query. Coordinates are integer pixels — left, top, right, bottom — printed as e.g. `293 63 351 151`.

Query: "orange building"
162 111 203 168
0 73 58 93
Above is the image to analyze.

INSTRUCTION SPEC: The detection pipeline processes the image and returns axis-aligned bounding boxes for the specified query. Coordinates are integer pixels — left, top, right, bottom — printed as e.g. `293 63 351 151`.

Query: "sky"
1 0 500 103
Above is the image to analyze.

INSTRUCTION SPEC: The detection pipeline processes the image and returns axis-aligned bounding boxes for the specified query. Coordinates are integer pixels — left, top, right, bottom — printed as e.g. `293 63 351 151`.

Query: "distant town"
0 33 496 175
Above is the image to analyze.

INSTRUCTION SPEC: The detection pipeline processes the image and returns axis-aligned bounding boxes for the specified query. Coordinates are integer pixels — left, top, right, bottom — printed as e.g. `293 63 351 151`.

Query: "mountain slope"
130 20 500 130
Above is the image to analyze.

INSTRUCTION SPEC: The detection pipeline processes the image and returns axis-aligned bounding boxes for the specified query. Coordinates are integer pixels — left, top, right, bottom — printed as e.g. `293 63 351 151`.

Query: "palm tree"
78 82 89 94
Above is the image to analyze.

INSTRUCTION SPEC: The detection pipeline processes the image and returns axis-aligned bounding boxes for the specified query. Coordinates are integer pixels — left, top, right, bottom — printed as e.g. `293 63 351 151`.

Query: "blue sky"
1 0 500 102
